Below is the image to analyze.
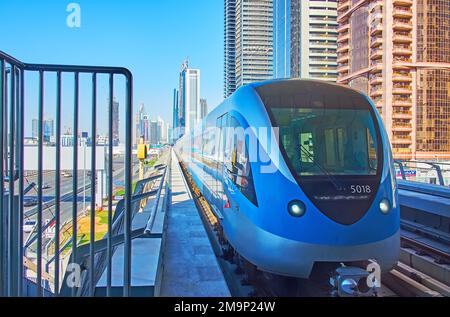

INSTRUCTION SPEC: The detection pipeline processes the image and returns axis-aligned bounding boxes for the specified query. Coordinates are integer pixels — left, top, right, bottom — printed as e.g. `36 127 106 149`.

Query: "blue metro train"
174 79 400 284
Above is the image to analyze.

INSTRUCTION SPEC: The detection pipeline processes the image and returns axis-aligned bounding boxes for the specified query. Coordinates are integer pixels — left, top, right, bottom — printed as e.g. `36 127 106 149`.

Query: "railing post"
0 58 5 297
107 74 114 297
36 70 44 297
123 72 133 297
72 72 79 297
17 68 25 297
89 73 97 296
396 161 406 180
54 71 62 296
431 164 445 186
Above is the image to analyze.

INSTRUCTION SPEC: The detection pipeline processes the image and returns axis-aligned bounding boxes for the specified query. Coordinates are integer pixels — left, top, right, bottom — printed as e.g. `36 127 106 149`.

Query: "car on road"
62 171 72 178
23 197 38 207
39 183 51 190
23 220 37 233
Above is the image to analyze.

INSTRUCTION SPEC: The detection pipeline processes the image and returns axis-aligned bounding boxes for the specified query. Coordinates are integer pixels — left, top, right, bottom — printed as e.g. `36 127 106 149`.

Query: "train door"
214 114 227 219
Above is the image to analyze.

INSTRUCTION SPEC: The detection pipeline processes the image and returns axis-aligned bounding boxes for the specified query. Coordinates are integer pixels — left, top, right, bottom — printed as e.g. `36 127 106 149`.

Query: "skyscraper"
32 119 38 139
200 98 208 119
337 0 450 160
135 103 145 145
224 0 237 98
224 0 274 97
274 0 338 81
150 119 158 145
142 114 150 143
32 118 54 142
172 88 179 139
274 0 291 78
178 60 201 137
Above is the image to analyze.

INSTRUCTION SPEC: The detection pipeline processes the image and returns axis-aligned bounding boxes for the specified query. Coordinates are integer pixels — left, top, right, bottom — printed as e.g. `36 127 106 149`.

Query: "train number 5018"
350 185 372 194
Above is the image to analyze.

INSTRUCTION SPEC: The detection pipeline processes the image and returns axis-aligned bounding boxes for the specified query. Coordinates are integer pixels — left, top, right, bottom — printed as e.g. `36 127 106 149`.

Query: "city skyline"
0 1 224 138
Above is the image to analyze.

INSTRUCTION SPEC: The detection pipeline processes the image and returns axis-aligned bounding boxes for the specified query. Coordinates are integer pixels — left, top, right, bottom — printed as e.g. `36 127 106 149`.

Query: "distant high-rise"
224 0 274 97
135 103 145 145
274 0 338 81
32 118 54 142
32 119 38 139
172 89 179 138
337 0 450 160
178 60 201 137
157 117 165 144
142 114 150 143
200 98 208 119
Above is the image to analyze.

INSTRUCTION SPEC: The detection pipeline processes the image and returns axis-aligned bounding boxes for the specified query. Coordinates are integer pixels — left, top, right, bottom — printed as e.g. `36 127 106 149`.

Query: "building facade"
32 118 54 142
337 0 450 160
172 88 179 139
225 0 274 97
135 103 146 145
274 0 291 78
274 0 338 81
200 98 208 119
178 60 201 137
224 0 237 98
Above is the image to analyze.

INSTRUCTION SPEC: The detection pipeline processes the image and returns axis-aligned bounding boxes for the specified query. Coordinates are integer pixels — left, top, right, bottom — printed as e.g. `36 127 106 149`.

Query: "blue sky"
0 0 224 139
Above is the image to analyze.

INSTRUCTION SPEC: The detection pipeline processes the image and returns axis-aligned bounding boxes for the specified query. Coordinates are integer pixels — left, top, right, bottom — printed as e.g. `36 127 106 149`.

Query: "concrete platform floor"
159 151 230 297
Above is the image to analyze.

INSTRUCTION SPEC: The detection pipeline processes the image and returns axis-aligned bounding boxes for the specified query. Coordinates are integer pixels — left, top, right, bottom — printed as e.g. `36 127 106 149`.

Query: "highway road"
22 155 138 225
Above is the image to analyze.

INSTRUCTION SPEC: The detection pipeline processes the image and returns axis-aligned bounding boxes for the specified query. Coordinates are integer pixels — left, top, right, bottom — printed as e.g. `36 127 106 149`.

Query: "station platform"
159 151 230 297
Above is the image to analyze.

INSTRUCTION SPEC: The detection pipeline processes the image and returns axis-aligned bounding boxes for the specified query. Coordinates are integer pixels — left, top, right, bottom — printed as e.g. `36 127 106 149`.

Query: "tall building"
157 117 165 144
142 114 150 143
274 0 291 78
32 119 39 139
150 119 159 145
135 103 145 145
224 0 274 97
172 89 179 138
200 98 208 119
337 0 450 160
274 0 338 81
178 60 201 137
224 0 237 98
32 118 54 142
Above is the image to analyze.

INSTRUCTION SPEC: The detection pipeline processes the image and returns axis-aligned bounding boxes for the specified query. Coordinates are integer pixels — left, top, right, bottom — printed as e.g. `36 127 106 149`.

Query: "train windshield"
271 107 379 176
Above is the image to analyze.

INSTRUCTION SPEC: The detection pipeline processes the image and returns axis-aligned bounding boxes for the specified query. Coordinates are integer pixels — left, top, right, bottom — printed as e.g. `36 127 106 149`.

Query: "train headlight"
340 278 358 296
288 200 306 217
379 199 391 214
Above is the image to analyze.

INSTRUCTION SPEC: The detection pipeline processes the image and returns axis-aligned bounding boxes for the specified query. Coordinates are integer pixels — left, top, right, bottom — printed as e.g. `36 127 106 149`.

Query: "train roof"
249 79 370 109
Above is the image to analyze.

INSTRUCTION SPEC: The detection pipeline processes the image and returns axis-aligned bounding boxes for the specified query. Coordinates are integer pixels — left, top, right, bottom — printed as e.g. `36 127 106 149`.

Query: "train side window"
226 116 258 206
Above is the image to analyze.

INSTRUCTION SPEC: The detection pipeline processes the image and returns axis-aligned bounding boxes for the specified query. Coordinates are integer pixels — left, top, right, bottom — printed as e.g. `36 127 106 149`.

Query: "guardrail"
395 160 450 187
59 163 168 296
0 50 133 297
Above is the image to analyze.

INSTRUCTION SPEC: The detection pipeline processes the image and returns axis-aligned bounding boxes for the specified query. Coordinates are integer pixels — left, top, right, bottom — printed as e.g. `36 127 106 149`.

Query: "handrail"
0 50 133 297
395 160 449 186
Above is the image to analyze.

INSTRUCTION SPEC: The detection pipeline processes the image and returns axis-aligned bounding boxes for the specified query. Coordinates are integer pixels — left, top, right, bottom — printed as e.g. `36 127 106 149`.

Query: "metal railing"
0 50 133 297
395 160 450 186
60 164 167 296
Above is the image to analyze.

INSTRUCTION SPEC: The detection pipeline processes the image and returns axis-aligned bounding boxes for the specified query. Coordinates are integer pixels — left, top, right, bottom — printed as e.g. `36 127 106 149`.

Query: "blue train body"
175 79 400 278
